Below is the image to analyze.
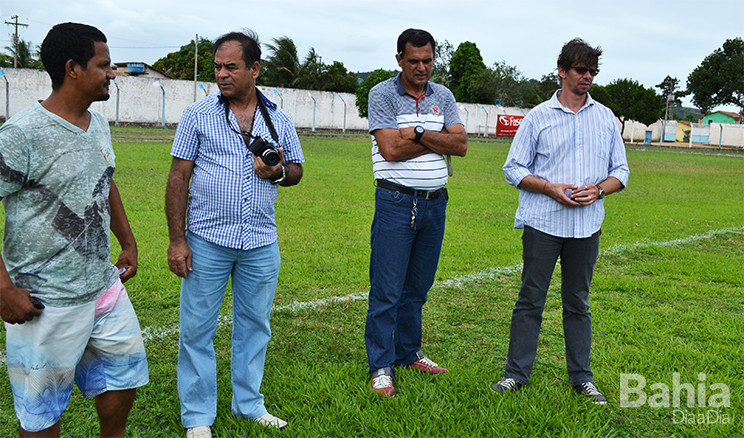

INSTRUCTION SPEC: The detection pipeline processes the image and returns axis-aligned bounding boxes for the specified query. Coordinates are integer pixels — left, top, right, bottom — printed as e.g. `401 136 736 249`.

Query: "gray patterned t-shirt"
0 102 119 307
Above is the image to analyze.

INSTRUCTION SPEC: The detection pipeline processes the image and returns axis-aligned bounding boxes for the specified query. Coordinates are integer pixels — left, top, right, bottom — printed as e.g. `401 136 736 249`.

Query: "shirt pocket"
590 129 611 169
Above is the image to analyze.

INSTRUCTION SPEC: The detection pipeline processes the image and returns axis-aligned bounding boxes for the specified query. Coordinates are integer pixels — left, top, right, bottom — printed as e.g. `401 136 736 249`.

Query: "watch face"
415 126 424 134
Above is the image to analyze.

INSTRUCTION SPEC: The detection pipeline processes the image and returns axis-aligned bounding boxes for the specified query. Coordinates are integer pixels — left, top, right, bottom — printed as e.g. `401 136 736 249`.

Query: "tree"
432 39 454 87
263 36 300 88
593 79 664 135
655 76 688 101
686 37 744 114
469 61 527 106
355 69 395 118
655 75 689 120
295 47 322 89
0 52 11 68
524 72 561 106
3 39 42 69
290 47 358 93
449 41 486 103
152 37 214 81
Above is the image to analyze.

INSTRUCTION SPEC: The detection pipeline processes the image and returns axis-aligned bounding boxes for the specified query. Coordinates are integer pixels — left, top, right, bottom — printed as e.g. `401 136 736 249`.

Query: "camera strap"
255 89 279 145
221 90 280 146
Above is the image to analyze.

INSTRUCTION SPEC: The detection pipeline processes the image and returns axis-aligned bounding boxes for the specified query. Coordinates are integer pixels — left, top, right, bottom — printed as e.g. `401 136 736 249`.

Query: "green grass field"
1 131 742 437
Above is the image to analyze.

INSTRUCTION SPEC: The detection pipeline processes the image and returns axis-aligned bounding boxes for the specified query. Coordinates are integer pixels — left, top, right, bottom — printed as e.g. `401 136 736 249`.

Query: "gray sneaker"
492 377 523 393
574 381 607 405
255 412 288 430
185 426 212 438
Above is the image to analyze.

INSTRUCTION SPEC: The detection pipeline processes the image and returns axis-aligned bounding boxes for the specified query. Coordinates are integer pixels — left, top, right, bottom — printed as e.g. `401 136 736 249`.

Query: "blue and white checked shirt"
502 90 629 238
171 90 304 250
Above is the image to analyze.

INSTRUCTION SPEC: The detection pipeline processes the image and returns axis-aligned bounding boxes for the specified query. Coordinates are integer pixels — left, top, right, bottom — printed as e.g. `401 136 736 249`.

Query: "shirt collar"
216 88 277 111
549 89 596 113
394 72 434 98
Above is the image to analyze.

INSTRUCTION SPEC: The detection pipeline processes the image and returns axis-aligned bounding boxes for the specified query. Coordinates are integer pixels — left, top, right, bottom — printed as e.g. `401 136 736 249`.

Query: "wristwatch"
414 126 425 143
270 165 286 185
597 185 605 199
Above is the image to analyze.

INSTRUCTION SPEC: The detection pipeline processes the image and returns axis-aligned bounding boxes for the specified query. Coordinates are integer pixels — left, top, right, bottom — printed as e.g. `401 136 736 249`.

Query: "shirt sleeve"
606 119 630 191
276 111 305 165
0 125 29 198
368 82 398 133
502 116 537 188
171 105 199 161
439 87 463 129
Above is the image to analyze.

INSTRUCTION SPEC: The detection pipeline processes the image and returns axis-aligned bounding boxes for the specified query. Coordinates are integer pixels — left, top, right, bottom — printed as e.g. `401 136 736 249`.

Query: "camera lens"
263 150 281 167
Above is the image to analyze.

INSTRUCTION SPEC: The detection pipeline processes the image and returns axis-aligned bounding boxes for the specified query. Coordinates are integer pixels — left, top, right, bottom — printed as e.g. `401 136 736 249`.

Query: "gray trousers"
504 226 600 386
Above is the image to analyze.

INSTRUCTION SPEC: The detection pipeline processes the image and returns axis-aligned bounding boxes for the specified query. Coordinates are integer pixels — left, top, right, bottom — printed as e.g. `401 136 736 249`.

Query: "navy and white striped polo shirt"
368 74 462 190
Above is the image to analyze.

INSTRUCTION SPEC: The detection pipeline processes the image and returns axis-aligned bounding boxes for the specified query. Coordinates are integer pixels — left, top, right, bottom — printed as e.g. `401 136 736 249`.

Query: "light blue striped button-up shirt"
171 91 304 250
502 90 629 238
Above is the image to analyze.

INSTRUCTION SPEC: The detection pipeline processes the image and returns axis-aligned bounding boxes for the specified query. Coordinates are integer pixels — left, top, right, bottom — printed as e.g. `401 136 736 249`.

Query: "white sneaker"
254 412 288 430
186 426 212 438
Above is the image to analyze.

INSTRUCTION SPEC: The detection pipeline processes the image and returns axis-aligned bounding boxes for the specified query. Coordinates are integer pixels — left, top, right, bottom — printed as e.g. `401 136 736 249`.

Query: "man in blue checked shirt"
495 38 629 405
165 29 303 438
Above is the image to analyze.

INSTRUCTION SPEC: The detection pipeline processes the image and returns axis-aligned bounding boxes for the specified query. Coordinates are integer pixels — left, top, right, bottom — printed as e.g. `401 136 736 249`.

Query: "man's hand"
0 284 42 324
400 126 416 142
543 182 581 206
569 183 601 206
253 147 285 180
115 245 138 282
168 237 193 278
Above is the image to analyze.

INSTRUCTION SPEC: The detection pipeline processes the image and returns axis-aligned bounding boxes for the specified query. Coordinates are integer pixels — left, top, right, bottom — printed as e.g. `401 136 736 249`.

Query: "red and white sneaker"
405 351 448 375
371 368 394 397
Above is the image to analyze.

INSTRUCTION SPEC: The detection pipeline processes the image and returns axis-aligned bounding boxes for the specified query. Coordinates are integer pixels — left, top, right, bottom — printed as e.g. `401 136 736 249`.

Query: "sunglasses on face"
571 65 600 76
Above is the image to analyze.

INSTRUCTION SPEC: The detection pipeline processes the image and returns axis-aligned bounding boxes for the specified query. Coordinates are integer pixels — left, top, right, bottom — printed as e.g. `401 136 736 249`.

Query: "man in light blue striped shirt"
165 30 303 436
495 38 629 405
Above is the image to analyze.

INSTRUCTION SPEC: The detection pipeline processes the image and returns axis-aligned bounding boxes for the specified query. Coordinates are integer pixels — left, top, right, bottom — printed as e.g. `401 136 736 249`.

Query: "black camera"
248 137 281 167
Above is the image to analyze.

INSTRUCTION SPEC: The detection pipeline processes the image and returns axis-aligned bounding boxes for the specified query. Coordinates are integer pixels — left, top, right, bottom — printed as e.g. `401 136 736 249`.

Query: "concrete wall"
0 67 526 135
709 123 744 147
1 67 742 148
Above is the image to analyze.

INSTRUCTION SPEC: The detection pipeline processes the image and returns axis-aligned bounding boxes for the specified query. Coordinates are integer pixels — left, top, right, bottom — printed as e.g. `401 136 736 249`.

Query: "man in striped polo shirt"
365 28 468 397
495 38 629 404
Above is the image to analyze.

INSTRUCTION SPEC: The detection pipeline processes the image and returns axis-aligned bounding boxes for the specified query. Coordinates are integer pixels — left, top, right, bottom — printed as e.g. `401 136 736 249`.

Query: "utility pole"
5 15 29 68
193 34 198 101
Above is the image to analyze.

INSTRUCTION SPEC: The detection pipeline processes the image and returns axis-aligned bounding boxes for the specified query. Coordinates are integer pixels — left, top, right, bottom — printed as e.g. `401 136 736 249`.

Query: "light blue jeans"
178 232 280 428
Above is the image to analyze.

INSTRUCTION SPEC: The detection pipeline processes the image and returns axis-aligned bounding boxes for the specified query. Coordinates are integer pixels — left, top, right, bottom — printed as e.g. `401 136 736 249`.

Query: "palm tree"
4 39 41 69
264 36 299 88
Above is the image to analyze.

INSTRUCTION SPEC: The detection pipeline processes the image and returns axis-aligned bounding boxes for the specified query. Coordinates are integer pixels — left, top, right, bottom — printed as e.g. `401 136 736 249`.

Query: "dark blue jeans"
504 226 600 386
365 185 447 376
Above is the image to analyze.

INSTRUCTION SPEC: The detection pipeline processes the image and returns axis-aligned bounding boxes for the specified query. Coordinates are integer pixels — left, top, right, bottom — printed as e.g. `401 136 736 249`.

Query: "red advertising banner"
496 114 524 137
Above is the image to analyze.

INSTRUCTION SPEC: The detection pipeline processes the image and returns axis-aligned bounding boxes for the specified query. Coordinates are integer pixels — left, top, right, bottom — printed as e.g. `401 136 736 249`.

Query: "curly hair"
41 22 107 90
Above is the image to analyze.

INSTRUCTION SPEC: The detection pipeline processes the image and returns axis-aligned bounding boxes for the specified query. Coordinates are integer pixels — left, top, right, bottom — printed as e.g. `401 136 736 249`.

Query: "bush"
354 69 395 118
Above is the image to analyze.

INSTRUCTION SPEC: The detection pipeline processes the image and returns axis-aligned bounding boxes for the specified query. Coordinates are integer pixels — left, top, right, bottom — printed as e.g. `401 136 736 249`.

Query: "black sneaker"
492 377 523 393
574 382 607 405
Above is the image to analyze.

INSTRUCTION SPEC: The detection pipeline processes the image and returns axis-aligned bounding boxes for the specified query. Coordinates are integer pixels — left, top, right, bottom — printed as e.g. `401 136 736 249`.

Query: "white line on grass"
1 226 742 365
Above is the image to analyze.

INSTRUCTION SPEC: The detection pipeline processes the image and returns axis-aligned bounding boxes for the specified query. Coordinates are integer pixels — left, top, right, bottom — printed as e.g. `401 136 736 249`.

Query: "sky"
2 0 742 111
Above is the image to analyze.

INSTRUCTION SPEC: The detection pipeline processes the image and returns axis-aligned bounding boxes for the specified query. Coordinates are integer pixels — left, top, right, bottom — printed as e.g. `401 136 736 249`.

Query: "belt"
375 179 445 200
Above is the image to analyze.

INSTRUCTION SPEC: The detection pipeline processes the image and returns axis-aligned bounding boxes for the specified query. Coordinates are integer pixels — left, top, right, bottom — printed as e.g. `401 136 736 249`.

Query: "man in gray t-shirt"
0 22 147 437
